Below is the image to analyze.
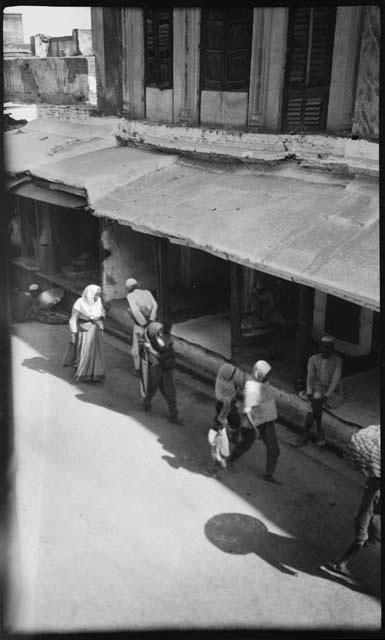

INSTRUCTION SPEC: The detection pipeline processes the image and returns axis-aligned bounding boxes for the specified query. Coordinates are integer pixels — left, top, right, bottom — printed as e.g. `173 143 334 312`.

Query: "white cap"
125 278 138 289
321 335 334 344
28 284 40 291
252 360 272 381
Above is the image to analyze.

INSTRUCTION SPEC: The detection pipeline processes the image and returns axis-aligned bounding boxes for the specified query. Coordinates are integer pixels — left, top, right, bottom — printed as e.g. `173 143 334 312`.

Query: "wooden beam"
36 202 61 274
294 284 314 392
230 261 242 362
155 237 169 324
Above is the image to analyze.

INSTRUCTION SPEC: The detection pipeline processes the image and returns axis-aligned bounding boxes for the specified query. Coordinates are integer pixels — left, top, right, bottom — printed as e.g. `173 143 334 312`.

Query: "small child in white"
208 422 230 476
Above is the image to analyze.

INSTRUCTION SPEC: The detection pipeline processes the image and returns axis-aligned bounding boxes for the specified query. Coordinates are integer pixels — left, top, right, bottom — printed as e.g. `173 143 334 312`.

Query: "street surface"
7 322 381 632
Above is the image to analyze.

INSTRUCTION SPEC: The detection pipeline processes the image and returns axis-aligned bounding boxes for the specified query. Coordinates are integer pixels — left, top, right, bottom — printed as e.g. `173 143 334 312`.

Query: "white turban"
125 278 138 289
252 360 272 381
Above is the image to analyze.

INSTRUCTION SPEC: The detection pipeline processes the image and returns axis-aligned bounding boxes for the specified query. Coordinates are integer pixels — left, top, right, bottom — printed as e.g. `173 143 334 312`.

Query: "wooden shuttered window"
283 7 336 132
201 9 252 92
144 9 173 90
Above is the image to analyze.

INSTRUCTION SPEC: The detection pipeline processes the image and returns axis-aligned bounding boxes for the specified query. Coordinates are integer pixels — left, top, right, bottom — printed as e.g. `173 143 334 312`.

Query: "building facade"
5 4 380 445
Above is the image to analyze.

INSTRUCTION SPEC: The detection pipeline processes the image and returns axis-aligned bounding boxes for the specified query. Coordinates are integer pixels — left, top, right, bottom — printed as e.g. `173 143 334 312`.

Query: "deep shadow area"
15 322 380 601
205 513 380 597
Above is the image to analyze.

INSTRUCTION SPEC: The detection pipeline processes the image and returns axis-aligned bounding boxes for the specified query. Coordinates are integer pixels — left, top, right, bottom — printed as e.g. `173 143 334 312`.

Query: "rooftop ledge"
115 119 379 179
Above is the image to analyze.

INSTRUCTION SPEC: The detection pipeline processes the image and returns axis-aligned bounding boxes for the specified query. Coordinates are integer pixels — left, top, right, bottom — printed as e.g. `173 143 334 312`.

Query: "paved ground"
7 322 381 632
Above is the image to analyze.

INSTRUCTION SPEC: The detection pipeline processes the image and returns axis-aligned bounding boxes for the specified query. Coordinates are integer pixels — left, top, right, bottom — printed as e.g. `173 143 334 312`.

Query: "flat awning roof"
94 159 379 311
11 181 86 208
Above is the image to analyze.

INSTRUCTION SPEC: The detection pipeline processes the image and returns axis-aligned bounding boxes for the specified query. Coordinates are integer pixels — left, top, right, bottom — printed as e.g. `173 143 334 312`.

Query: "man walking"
322 423 381 575
323 476 380 576
139 321 183 425
301 336 343 447
227 360 281 484
125 278 158 375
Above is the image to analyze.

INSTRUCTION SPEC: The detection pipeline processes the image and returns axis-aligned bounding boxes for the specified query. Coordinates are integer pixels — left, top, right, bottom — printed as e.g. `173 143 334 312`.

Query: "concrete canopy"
5 120 379 311
93 160 379 312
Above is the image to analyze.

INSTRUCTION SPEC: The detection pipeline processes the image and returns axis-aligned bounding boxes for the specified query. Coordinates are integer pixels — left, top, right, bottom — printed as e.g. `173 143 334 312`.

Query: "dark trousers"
229 421 280 477
258 421 280 477
228 427 257 463
305 397 325 441
215 401 241 429
144 364 178 418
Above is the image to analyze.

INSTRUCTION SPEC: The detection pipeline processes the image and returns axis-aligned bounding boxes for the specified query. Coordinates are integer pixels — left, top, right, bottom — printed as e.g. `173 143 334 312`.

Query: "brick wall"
36 104 99 120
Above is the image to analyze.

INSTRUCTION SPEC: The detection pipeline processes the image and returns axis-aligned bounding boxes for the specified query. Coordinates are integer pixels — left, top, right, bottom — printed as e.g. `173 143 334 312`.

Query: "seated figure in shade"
11 284 40 322
12 283 67 324
250 277 286 329
242 276 287 360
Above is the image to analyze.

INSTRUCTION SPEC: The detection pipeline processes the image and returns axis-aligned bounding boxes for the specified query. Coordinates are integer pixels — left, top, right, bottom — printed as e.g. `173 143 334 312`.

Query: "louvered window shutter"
145 9 173 90
283 7 336 132
201 9 252 92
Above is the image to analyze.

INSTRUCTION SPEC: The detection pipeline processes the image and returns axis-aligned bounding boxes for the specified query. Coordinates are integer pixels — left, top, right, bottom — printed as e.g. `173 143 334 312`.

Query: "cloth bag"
344 424 381 478
208 427 230 461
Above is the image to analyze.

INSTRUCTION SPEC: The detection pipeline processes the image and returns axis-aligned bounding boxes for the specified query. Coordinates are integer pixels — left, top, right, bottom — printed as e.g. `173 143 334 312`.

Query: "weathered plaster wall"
145 88 173 123
200 91 249 129
48 36 74 57
352 6 380 141
30 34 50 57
3 56 96 104
3 13 24 45
73 29 93 56
100 221 158 301
3 43 32 58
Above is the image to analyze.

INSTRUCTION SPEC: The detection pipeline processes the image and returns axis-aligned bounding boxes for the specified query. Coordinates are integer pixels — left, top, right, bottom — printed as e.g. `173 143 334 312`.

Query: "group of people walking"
63 279 283 482
16 276 380 582
63 279 183 424
62 279 346 485
210 360 282 483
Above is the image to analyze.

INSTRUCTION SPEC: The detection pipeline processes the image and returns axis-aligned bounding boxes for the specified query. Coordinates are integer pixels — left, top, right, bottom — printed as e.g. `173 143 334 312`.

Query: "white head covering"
321 335 334 344
73 285 104 319
28 284 40 292
125 278 138 290
252 360 272 381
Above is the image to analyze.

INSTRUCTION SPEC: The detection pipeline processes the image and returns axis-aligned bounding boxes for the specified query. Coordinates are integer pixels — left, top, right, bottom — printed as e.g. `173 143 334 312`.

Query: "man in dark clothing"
139 321 183 425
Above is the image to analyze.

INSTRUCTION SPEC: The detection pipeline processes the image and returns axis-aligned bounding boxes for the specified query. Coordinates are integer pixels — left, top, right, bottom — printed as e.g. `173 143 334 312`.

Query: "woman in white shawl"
63 284 105 382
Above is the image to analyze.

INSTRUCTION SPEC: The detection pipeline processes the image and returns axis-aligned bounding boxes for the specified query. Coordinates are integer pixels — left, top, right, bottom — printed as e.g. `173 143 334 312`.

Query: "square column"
327 6 363 135
248 7 288 132
91 7 122 115
155 237 169 324
173 8 201 125
121 7 145 118
230 262 242 362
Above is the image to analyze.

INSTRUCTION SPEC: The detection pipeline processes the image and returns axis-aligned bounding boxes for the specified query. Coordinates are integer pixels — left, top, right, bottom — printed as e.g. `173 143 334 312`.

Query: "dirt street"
6 322 381 632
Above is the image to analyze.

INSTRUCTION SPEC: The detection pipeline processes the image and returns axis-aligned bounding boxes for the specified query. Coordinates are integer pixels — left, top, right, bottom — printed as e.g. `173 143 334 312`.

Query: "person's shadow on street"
22 355 59 375
21 354 215 477
204 513 375 594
